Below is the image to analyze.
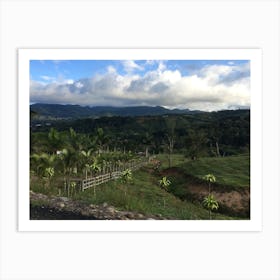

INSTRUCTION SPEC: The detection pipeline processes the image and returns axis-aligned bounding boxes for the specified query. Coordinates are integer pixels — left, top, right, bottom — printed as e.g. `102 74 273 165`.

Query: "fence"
81 158 149 191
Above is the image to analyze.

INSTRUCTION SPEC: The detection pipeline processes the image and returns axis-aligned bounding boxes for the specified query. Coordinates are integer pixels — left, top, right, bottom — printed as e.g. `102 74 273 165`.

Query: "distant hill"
30 103 201 119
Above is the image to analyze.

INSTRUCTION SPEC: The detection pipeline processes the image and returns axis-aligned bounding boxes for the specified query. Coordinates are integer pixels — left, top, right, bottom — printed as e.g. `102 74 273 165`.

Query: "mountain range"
30 103 201 119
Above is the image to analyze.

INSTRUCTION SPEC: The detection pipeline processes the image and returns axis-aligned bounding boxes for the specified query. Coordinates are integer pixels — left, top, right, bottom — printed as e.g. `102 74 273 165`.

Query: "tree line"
31 109 250 159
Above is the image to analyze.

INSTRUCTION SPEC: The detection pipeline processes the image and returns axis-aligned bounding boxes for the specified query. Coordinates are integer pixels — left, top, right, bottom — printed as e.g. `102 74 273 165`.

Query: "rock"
126 213 135 219
136 213 144 219
59 197 70 202
81 210 89 216
106 206 115 214
30 191 173 220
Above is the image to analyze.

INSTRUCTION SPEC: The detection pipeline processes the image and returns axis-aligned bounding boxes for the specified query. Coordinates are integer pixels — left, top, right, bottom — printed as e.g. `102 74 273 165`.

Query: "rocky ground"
30 191 168 220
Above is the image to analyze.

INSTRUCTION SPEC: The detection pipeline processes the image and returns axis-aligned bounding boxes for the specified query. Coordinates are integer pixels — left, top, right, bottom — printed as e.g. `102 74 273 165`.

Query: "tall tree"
80 149 93 180
47 128 63 154
95 128 109 153
142 132 153 158
165 116 176 168
186 129 208 160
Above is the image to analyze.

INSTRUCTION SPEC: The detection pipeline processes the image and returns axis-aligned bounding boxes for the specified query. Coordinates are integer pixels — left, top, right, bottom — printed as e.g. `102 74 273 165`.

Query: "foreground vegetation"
31 166 238 220
30 153 250 219
30 109 250 220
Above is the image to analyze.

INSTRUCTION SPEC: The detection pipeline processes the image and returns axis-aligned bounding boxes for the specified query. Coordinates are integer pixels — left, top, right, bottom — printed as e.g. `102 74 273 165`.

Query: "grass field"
155 153 250 188
179 155 250 187
155 153 190 168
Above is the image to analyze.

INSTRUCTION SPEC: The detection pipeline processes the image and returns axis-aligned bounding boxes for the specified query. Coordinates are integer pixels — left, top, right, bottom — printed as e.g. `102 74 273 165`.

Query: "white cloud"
75 82 84 88
122 60 144 73
30 62 250 111
157 61 166 72
107 66 116 74
145 60 156 65
40 75 56 81
66 79 74 84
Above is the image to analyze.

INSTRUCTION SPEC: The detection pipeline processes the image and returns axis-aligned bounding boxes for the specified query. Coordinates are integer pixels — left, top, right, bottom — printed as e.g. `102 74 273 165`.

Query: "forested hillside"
31 107 250 158
30 103 198 119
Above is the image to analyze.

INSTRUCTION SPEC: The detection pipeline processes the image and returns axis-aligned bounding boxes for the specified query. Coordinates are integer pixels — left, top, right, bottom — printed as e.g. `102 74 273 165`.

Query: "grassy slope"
156 154 250 188
180 155 250 187
30 154 249 219
73 167 233 220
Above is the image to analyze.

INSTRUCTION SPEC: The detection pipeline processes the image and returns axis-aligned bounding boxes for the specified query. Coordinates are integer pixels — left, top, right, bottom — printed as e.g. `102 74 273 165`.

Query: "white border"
18 48 262 231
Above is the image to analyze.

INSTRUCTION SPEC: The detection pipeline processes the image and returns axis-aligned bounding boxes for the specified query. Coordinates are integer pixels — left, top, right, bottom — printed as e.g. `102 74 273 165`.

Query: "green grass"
179 155 250 187
30 154 249 219
155 153 190 169
72 167 235 220
153 153 249 187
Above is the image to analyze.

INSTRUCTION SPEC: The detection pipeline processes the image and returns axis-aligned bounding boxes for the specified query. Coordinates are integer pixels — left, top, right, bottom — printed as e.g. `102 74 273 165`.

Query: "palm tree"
80 149 93 180
88 160 101 198
30 153 45 177
159 176 171 208
202 174 216 194
58 148 79 196
67 127 83 152
48 128 62 154
30 152 57 188
202 174 218 219
95 128 108 154
202 194 219 220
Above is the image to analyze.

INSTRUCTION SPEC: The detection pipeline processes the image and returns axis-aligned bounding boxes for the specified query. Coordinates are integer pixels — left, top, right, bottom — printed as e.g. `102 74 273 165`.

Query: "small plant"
121 169 133 183
90 160 101 175
159 176 171 191
202 194 219 220
202 174 216 194
43 167 55 188
159 176 171 208
70 181 77 197
121 169 133 198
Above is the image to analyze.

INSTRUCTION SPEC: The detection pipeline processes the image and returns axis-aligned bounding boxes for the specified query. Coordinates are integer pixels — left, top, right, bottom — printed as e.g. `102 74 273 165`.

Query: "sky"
30 59 250 111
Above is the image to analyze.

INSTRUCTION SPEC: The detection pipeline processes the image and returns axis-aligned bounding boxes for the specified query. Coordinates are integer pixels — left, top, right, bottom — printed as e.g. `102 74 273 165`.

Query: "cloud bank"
30 60 250 111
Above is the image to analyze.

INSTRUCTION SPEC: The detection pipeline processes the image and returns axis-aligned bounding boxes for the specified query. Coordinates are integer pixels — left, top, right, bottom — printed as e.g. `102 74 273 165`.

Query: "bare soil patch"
162 167 250 218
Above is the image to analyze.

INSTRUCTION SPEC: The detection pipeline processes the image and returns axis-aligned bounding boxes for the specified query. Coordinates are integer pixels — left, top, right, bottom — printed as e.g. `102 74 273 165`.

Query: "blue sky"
30 59 250 111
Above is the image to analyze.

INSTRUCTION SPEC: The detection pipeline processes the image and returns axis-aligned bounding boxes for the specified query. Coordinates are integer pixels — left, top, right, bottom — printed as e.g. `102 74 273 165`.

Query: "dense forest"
31 107 250 158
